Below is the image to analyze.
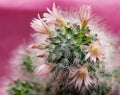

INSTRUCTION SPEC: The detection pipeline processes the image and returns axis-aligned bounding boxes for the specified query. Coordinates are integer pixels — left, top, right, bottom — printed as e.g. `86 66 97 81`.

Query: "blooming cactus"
30 3 119 95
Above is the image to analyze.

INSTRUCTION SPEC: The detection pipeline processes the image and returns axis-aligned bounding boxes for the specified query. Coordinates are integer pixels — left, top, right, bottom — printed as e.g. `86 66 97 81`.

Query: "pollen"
90 45 100 55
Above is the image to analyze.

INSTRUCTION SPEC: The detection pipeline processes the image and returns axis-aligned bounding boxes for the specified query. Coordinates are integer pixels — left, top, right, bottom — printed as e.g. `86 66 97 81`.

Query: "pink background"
0 0 120 94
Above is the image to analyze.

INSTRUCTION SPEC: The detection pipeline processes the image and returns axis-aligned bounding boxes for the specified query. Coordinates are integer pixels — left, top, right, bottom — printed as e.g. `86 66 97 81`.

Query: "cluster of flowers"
30 3 119 94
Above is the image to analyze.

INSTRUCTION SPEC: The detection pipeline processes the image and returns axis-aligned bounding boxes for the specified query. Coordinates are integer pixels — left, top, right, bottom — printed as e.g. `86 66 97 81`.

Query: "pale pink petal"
77 78 83 90
85 52 91 60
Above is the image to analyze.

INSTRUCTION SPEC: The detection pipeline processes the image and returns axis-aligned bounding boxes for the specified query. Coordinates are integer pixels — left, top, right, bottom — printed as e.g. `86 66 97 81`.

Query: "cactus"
9 3 120 95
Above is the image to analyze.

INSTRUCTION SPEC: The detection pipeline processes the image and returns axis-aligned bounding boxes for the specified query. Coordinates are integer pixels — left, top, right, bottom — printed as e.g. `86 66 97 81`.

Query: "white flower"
79 5 92 28
35 63 52 76
31 14 51 34
43 3 66 26
69 65 92 90
84 40 104 63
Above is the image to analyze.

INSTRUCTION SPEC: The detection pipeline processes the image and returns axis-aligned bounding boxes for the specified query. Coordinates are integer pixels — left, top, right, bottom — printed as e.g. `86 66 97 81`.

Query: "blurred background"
0 0 120 94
